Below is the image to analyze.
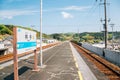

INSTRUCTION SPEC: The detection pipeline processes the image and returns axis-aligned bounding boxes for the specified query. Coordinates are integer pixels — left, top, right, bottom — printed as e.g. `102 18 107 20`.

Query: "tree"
0 25 12 35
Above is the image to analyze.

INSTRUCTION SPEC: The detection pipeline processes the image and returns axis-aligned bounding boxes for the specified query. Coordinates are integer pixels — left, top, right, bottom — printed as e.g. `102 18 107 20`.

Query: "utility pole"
104 0 108 49
97 0 108 48
110 23 115 49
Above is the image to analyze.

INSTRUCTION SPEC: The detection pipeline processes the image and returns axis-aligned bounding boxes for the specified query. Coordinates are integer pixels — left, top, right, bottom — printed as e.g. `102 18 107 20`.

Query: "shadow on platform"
4 66 32 80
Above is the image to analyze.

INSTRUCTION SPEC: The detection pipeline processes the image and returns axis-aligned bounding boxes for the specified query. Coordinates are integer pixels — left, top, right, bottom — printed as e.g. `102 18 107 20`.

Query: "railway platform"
0 41 108 80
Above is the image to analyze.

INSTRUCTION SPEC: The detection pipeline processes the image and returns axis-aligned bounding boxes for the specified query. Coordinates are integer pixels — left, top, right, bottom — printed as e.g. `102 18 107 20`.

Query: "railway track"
0 42 59 63
72 42 120 80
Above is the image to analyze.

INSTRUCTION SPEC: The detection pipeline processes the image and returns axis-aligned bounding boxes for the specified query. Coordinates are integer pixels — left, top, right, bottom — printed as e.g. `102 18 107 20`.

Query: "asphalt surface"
0 41 108 80
0 42 80 80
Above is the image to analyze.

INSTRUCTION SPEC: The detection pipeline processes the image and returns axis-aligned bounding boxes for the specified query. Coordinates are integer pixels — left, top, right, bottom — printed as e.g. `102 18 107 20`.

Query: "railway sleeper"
107 76 120 80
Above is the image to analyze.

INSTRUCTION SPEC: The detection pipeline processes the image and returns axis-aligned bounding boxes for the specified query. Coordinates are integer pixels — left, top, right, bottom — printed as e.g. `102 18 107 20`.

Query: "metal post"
40 0 43 67
32 50 39 71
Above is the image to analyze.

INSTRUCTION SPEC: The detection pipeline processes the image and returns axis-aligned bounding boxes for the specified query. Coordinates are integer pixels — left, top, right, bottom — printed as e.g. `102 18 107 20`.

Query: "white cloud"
61 12 73 19
44 6 91 12
2 16 13 19
7 0 24 3
63 6 90 11
0 9 39 19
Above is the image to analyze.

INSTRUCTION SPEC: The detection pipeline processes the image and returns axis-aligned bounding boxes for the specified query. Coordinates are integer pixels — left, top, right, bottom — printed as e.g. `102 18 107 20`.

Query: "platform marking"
70 43 83 80
78 71 83 80
73 52 83 80
75 61 83 80
75 62 78 68
74 57 77 62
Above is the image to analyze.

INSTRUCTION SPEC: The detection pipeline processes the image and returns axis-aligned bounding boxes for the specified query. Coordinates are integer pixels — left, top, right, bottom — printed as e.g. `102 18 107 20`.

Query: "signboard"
17 28 36 54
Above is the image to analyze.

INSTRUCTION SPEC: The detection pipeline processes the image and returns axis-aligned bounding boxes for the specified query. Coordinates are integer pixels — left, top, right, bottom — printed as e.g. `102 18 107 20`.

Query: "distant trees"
82 34 94 43
0 24 119 43
50 32 120 43
50 33 73 41
51 33 64 41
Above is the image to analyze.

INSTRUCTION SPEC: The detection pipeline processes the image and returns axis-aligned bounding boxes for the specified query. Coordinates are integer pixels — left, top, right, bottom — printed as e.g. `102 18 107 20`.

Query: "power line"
85 1 99 17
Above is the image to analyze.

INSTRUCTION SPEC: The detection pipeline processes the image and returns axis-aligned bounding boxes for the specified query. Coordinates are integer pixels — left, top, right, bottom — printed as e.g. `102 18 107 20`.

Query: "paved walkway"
0 42 80 80
0 41 108 80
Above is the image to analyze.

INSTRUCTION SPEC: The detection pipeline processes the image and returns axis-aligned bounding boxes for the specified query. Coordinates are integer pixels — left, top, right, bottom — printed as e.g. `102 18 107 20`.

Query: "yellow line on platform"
78 71 83 80
70 43 83 80
74 56 83 80
74 57 76 62
75 62 78 68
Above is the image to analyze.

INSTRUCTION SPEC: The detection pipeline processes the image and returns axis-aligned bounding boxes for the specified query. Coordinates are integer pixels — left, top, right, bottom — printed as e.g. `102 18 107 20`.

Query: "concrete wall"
82 43 120 66
104 49 120 66
0 44 4 49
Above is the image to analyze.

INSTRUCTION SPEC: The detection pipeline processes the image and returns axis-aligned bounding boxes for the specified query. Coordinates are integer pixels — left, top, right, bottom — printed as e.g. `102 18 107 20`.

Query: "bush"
0 25 12 35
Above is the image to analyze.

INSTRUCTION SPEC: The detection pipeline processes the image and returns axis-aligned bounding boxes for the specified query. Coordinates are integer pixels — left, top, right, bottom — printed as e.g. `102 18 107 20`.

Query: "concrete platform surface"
0 42 80 80
70 43 97 80
0 41 108 80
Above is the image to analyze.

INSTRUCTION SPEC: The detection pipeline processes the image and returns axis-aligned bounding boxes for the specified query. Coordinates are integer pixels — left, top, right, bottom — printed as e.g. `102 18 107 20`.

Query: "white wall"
0 44 4 49
82 43 120 66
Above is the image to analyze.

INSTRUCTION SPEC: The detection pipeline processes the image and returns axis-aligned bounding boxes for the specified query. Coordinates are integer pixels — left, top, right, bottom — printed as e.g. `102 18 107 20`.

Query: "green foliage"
5 25 14 31
50 33 74 41
42 33 51 39
80 34 94 43
80 32 104 41
51 33 63 41
0 24 52 39
1 24 120 43
0 25 13 35
108 34 112 40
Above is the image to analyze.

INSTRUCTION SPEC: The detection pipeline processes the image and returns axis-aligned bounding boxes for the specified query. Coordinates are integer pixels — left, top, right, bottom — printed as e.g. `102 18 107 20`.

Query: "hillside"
0 24 50 40
0 25 13 35
1 24 120 43
50 33 74 41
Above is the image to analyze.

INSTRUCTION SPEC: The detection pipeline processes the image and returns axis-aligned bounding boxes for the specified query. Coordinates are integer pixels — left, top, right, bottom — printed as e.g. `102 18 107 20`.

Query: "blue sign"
17 42 37 49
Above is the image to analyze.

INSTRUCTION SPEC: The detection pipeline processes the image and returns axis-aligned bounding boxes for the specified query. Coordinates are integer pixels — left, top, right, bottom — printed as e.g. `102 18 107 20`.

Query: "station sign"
16 27 36 54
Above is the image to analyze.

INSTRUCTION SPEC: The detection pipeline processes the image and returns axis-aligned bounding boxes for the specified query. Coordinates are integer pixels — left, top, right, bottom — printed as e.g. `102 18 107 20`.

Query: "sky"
0 0 120 34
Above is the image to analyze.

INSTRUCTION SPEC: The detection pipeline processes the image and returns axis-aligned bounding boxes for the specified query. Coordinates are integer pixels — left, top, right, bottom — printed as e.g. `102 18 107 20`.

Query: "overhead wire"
79 0 100 31
99 1 104 31
84 0 99 18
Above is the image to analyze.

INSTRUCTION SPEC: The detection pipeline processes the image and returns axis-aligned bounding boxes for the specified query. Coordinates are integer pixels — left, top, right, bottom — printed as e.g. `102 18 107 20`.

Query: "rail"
72 42 120 80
